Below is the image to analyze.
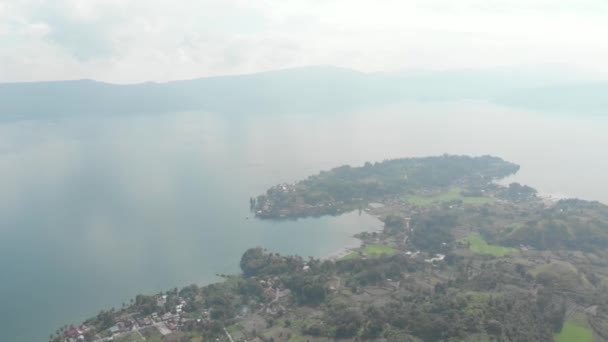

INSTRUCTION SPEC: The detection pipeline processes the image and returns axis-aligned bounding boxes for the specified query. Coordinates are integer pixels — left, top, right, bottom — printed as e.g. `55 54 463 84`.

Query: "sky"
1 0 608 83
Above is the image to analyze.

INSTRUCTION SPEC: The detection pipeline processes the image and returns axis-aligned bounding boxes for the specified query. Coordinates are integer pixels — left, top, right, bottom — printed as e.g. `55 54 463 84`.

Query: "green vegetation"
340 251 360 260
461 233 517 257
114 332 145 342
554 321 592 342
406 187 494 206
254 155 519 218
144 337 163 342
51 156 608 342
342 243 408 261
363 244 397 256
497 199 608 252
139 327 163 342
410 213 456 252
499 182 538 202
510 222 525 231
287 333 307 342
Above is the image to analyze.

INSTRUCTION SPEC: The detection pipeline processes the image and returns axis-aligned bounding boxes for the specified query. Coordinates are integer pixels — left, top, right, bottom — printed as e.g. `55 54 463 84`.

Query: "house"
157 295 167 307
263 287 275 299
108 326 120 335
327 276 341 291
116 321 126 331
277 289 291 299
162 312 180 322
424 254 446 263
66 327 83 338
136 317 153 326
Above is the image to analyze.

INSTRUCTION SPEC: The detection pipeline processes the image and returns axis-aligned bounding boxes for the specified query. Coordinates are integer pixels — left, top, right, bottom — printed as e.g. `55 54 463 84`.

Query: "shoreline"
323 211 384 261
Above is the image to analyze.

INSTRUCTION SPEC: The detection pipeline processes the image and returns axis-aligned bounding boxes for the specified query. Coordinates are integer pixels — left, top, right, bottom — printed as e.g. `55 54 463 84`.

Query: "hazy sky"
1 0 607 83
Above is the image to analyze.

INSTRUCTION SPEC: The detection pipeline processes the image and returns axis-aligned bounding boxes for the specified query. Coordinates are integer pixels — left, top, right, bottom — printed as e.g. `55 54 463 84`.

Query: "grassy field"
461 233 517 257
145 336 164 342
554 321 592 342
510 223 525 231
341 244 397 260
363 244 397 256
341 252 360 260
288 334 308 342
406 188 494 206
531 260 578 277
114 332 145 342
226 323 246 341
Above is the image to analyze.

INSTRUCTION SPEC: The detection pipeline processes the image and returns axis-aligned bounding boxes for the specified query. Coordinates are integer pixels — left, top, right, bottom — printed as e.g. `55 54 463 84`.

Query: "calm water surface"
0 101 606 341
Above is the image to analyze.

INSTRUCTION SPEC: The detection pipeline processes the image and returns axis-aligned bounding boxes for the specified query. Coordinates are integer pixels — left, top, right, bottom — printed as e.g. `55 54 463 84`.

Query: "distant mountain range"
496 81 608 115
0 65 606 120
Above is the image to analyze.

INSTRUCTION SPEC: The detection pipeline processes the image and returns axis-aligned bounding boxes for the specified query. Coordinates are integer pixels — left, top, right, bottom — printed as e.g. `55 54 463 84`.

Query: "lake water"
0 101 607 342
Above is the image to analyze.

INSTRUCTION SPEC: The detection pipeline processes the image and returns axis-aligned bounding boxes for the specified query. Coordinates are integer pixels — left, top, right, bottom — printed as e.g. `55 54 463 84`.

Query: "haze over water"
0 101 606 341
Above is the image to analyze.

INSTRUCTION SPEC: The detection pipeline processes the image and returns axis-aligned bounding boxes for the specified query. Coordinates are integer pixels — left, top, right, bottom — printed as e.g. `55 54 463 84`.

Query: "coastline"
323 210 384 261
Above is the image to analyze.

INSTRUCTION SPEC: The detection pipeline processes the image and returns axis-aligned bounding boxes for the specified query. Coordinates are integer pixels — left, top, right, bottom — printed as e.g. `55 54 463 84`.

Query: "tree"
384 215 406 235
410 213 456 252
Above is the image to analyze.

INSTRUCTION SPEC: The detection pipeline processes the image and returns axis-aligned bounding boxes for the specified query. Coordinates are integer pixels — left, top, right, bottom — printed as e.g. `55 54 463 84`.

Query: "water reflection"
0 101 606 341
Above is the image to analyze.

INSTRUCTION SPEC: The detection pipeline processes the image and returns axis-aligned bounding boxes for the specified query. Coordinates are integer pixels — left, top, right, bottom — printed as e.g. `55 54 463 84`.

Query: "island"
51 155 608 342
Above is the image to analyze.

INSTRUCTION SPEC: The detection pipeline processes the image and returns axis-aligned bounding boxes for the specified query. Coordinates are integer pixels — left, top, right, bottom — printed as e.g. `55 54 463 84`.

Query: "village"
58 295 194 342
57 273 298 342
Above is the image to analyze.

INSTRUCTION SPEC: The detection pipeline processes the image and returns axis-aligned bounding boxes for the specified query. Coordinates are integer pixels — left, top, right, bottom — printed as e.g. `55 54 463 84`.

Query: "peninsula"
252 155 523 219
51 155 608 342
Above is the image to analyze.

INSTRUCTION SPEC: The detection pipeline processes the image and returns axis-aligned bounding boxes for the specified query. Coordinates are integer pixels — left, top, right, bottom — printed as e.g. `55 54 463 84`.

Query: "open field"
406 187 495 206
554 321 592 342
114 331 145 342
341 252 360 260
461 233 517 257
340 244 397 260
363 244 397 256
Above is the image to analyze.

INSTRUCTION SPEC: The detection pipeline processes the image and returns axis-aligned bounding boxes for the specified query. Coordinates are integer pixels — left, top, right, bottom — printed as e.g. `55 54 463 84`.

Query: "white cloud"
0 0 607 83
23 21 51 38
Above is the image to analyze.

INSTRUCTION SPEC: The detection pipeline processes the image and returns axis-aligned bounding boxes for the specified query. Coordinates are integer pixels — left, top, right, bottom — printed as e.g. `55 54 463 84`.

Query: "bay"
0 100 606 341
